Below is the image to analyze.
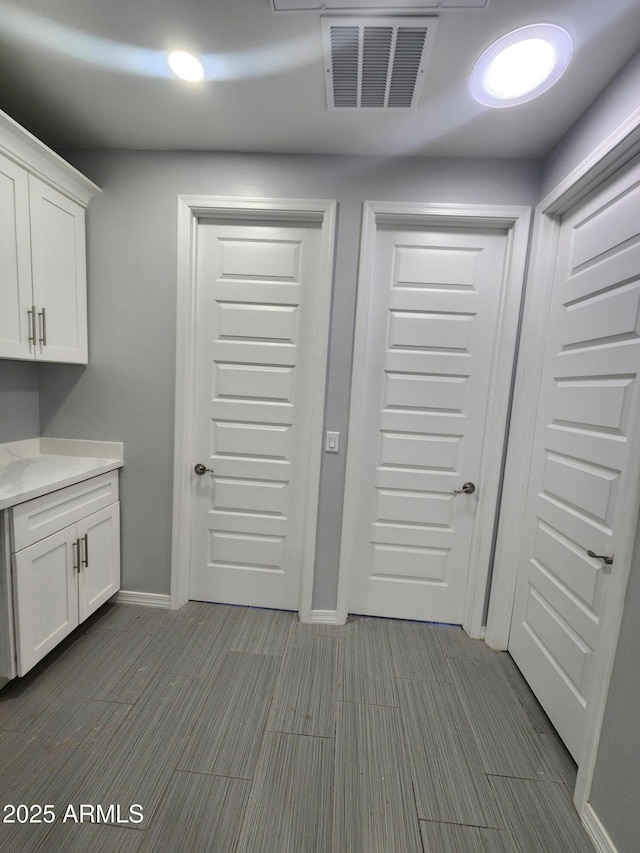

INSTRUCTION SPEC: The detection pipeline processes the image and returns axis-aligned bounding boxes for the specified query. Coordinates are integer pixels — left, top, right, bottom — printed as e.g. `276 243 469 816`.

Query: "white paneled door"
189 219 324 609
344 221 515 623
508 158 640 762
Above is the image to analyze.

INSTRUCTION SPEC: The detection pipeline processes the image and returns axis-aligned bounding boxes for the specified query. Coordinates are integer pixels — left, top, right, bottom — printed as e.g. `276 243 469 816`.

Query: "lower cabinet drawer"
11 471 119 552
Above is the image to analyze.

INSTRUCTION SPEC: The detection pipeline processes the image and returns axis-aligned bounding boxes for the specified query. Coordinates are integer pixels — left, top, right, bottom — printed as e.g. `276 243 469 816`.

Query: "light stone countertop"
0 438 123 511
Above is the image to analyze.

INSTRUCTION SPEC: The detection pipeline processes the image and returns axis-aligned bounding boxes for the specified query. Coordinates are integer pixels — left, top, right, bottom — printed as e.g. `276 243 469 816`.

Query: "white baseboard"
113 590 171 609
582 804 618 853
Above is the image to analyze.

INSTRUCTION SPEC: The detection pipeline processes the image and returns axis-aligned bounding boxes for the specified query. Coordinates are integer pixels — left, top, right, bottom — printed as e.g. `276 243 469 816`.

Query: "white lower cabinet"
10 472 120 676
13 526 79 675
77 504 120 622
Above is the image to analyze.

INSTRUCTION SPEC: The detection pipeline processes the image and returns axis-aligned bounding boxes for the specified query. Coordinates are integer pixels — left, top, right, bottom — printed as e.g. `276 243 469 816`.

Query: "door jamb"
486 117 640 816
335 201 531 636
170 196 336 621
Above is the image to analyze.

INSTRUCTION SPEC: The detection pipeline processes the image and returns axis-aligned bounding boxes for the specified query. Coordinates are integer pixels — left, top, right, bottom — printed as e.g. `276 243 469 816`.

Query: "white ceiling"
1 0 640 158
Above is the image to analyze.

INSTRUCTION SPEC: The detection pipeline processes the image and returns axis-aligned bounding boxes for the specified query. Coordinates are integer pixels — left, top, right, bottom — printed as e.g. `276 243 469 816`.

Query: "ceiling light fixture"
168 50 204 82
470 24 572 107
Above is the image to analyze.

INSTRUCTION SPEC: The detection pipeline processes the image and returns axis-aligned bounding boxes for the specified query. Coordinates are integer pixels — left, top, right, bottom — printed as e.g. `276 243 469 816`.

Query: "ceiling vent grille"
274 2 488 10
322 16 438 109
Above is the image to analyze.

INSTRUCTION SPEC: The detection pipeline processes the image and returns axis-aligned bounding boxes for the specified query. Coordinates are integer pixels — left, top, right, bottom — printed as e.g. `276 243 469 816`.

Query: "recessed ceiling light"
168 49 204 82
471 24 572 107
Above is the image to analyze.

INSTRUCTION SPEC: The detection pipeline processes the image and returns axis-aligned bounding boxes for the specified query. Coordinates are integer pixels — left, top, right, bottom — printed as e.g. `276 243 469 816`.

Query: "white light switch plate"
325 431 340 453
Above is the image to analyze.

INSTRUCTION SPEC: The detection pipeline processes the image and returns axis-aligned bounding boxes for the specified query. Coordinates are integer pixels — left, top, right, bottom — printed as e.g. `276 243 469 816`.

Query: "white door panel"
509 158 640 762
190 221 324 609
346 225 511 623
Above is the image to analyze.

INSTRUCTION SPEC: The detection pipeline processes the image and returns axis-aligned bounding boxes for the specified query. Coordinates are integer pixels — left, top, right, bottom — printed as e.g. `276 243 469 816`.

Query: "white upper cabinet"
29 177 88 362
0 157 32 359
0 110 99 364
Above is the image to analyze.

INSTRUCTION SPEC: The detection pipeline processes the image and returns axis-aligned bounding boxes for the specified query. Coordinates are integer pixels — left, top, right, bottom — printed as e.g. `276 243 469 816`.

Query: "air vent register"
321 17 438 110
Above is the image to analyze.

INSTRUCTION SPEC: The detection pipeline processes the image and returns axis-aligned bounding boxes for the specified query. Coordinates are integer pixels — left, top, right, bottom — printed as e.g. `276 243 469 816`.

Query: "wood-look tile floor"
0 602 595 852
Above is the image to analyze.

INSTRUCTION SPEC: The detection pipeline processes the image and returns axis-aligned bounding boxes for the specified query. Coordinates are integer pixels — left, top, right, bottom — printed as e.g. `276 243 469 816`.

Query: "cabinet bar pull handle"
72 539 80 573
82 533 89 568
27 306 36 345
38 307 47 346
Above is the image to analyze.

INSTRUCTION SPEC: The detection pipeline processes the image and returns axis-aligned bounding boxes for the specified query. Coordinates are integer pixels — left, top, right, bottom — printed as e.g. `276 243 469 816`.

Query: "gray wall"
541 50 640 199
0 361 39 443
38 151 540 603
540 48 640 853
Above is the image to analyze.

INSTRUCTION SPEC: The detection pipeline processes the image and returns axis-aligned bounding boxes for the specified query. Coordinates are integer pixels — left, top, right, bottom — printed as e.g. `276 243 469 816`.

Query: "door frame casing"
336 201 532 636
486 117 640 815
170 195 337 621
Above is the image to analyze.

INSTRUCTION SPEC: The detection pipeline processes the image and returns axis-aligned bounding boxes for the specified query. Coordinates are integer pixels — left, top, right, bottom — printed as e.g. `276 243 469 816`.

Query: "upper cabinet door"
29 176 88 364
0 157 33 359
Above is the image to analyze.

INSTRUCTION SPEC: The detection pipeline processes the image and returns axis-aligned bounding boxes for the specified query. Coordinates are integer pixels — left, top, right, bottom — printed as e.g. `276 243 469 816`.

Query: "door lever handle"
587 550 614 566
194 463 214 475
453 482 476 495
